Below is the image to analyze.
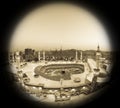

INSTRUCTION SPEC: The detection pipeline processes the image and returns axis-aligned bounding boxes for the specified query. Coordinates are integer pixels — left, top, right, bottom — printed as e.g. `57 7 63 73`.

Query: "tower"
96 45 101 70
80 51 83 62
38 51 40 61
12 52 15 63
75 50 78 61
15 51 21 72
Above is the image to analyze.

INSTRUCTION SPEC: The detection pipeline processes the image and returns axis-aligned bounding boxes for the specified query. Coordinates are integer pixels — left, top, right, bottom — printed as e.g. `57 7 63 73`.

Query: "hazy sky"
10 3 111 51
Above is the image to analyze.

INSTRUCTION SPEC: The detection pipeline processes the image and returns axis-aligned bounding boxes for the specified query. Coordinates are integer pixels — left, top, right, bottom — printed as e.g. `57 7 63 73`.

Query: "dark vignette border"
0 0 119 108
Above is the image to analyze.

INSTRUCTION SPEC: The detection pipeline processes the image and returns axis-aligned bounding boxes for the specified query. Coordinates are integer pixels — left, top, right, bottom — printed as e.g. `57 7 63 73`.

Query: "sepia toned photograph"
4 2 117 108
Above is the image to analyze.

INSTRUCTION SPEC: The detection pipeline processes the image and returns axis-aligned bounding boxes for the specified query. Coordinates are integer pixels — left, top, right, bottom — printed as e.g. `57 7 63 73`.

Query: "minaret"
75 50 78 61
43 51 45 62
96 45 101 70
80 51 82 62
38 51 40 61
12 52 15 63
15 51 21 72
60 46 63 59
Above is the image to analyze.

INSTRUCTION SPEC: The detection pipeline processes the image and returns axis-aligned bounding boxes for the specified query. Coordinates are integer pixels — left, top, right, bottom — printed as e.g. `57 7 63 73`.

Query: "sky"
10 3 112 51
